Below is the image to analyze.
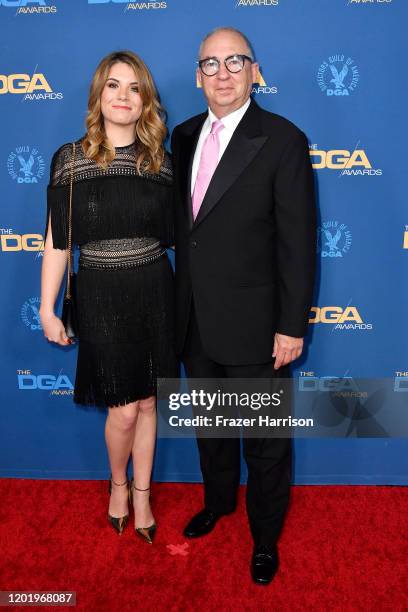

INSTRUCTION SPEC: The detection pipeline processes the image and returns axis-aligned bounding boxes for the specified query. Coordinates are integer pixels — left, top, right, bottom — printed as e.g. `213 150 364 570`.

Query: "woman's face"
100 62 143 129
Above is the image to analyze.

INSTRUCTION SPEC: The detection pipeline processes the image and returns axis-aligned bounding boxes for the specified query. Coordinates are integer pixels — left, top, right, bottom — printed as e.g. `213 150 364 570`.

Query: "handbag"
61 142 78 339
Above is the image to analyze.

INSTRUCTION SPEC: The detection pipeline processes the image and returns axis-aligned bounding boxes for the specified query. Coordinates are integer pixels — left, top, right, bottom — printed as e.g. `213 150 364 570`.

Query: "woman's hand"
40 220 71 345
40 311 72 346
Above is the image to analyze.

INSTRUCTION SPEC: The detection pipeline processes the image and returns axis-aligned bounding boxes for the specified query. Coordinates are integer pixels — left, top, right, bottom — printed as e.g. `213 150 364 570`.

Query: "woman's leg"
131 395 156 527
105 401 139 517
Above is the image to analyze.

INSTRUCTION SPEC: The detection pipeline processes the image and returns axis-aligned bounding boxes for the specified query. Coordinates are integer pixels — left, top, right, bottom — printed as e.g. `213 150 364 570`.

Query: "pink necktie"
192 119 224 220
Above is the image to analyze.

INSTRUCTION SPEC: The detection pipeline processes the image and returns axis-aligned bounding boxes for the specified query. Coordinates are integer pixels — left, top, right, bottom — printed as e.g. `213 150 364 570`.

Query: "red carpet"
0 481 407 611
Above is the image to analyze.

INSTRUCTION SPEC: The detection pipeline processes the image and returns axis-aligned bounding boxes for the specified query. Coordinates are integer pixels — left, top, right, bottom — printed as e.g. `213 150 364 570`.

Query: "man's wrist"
276 330 304 340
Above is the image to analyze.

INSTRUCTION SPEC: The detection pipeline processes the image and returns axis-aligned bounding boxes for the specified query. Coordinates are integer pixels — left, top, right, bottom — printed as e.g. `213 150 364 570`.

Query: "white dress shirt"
190 98 251 196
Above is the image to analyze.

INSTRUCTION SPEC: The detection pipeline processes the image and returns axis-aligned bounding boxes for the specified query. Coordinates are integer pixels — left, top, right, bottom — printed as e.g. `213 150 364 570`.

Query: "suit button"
191 240 197 248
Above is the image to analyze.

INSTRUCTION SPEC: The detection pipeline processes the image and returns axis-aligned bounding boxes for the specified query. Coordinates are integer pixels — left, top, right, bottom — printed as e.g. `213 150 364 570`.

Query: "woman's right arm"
39 217 72 346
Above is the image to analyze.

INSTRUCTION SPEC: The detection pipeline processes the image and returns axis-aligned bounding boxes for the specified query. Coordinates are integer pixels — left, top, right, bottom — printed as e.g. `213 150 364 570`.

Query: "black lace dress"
46 140 177 408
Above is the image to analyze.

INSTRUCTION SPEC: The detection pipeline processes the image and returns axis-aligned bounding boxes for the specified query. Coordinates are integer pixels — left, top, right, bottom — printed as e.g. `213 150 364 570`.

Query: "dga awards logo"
88 0 167 9
298 373 394 438
235 0 278 6
21 297 42 331
309 143 382 176
0 73 63 100
252 68 277 95
298 372 361 393
317 221 352 258
317 54 359 96
309 305 373 330
7 146 45 184
0 228 44 255
17 369 74 395
394 371 408 392
0 0 57 13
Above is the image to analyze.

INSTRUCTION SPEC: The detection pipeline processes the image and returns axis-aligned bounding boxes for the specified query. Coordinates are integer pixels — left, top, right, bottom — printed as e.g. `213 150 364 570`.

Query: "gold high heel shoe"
130 479 157 544
107 476 130 535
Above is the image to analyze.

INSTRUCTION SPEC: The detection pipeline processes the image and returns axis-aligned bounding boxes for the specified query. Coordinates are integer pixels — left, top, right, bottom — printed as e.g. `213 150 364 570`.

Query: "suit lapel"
193 100 268 229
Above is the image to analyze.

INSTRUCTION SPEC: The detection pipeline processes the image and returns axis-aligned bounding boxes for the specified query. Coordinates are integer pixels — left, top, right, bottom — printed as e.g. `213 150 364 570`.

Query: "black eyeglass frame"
197 54 253 76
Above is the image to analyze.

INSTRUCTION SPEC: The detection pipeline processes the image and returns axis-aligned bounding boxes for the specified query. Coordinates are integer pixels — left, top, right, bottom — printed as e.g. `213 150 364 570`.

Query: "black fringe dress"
46 140 177 408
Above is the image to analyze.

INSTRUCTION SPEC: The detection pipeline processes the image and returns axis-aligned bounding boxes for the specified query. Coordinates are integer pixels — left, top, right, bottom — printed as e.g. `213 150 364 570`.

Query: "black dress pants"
182 304 292 547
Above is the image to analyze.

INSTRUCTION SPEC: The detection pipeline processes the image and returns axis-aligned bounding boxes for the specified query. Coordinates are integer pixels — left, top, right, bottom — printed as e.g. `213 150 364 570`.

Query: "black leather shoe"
251 545 279 585
183 508 223 538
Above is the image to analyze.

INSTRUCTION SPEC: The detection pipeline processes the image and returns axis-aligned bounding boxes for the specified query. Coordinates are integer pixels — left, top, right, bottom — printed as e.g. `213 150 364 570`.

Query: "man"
171 27 316 584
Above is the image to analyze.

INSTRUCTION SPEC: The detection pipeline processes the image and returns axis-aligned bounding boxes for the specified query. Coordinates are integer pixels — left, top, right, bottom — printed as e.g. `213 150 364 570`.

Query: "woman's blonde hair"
82 50 166 174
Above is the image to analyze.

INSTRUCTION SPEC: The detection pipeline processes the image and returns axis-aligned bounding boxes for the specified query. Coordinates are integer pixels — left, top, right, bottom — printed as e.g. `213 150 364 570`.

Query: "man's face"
197 31 258 118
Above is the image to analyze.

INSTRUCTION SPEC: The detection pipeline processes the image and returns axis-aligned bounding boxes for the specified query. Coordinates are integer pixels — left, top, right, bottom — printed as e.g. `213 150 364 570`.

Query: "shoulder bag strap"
66 142 75 299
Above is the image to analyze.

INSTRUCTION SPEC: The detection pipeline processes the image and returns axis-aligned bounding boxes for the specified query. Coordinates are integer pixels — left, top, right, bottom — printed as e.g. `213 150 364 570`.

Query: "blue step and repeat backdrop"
1 0 407 484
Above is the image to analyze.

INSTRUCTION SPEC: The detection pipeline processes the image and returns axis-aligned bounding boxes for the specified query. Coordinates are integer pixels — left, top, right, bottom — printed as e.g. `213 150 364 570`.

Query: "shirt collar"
207 98 251 132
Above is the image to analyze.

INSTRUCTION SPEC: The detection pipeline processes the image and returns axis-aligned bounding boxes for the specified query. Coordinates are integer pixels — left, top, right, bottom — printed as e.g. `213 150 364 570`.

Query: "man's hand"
272 333 304 370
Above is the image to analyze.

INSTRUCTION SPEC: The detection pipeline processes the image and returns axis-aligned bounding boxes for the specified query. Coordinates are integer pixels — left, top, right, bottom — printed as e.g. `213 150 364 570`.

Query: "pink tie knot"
210 119 224 136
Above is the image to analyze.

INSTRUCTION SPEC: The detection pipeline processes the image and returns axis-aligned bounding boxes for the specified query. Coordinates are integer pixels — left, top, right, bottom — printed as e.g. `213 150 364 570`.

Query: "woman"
40 51 176 544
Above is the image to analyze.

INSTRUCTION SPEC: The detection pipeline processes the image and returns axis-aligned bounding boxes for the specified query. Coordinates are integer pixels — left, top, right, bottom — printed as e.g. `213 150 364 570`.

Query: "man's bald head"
199 27 255 61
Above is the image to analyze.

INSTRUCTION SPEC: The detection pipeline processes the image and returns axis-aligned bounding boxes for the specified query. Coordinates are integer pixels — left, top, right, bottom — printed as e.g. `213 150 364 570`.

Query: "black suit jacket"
171 99 316 365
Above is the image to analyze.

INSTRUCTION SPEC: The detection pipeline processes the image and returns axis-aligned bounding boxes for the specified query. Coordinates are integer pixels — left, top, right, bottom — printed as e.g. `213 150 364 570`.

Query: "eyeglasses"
197 54 253 77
